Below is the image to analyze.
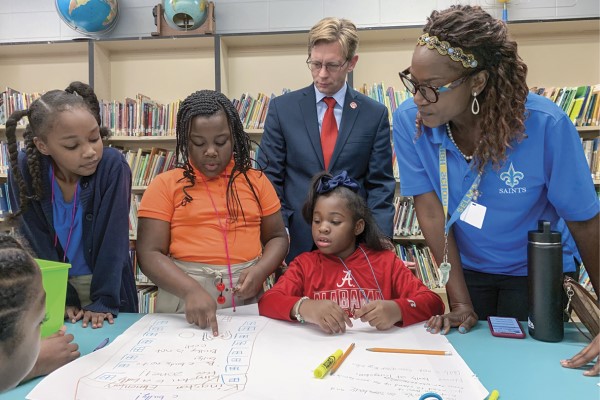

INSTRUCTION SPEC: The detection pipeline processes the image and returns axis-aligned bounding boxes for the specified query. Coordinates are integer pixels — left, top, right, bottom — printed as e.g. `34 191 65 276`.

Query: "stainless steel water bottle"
527 220 564 342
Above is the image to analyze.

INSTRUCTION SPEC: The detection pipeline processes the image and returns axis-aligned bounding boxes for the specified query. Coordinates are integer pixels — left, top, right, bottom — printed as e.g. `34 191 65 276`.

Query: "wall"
0 0 598 43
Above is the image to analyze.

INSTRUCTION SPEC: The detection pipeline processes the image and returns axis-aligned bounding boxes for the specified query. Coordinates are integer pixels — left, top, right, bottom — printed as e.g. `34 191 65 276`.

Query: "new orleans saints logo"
500 163 524 188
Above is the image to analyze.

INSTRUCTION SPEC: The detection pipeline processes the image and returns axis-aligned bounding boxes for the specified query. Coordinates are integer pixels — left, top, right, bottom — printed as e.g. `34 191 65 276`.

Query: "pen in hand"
93 337 110 352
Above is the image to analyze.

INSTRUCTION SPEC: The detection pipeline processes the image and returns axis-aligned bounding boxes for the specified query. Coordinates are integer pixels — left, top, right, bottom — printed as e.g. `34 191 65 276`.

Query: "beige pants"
69 274 92 308
156 258 261 313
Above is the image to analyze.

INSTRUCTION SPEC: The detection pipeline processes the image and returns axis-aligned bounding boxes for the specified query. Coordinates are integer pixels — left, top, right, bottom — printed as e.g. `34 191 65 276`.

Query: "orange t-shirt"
138 161 281 264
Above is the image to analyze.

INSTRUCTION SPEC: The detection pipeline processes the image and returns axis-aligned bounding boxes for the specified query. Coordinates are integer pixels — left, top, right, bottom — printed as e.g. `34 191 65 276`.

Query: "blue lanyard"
437 146 482 285
439 146 482 234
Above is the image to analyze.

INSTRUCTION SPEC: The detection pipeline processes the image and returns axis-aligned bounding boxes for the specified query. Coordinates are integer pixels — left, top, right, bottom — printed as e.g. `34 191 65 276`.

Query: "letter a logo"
337 270 355 288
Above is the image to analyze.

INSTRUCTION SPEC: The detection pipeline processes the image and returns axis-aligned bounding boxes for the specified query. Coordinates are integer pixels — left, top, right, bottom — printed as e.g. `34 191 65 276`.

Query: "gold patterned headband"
417 33 478 69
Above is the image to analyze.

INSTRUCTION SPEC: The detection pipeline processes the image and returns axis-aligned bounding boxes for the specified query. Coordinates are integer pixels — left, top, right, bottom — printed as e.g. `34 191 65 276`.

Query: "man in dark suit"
258 17 395 262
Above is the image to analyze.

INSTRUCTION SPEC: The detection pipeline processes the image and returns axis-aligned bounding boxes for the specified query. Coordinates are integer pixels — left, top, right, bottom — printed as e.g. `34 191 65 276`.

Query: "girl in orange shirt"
137 90 288 336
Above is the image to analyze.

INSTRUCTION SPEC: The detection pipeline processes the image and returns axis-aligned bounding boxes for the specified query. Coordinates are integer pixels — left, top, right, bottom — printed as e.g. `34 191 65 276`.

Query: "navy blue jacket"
8 147 138 315
258 84 396 262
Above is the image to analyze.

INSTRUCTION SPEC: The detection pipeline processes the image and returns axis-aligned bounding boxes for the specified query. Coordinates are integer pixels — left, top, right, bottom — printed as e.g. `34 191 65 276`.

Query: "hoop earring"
471 92 480 115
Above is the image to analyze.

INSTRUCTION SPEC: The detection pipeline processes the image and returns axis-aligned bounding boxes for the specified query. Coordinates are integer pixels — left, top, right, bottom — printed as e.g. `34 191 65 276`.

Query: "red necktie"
321 97 338 170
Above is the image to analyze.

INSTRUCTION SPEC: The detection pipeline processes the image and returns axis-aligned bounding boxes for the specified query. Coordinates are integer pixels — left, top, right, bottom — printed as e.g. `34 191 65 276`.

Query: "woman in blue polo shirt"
393 5 599 376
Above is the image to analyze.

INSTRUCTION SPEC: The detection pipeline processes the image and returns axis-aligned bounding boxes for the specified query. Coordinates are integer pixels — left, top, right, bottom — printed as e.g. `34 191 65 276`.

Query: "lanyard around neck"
51 165 79 263
337 246 384 305
438 145 482 234
201 175 236 311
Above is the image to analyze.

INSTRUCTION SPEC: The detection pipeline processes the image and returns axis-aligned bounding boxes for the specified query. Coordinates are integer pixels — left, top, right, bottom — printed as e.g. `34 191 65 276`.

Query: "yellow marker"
313 349 343 378
488 389 500 400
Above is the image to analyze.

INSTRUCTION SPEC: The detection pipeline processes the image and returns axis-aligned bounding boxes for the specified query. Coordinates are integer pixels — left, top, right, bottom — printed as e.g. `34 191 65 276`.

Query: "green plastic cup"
35 259 71 338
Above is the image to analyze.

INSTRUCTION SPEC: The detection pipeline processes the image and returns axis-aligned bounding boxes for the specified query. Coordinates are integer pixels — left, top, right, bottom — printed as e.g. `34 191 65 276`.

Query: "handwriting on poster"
78 315 265 399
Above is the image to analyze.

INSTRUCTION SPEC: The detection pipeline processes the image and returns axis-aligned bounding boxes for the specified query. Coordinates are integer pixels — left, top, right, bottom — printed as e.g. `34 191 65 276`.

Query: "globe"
163 0 208 31
55 0 119 36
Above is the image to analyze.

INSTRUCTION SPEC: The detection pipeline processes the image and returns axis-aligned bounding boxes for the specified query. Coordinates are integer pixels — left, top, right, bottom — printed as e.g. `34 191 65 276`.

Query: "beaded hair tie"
417 33 479 69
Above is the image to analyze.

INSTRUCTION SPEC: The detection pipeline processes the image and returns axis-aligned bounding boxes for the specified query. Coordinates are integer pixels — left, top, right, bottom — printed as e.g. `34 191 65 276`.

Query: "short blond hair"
307 17 359 60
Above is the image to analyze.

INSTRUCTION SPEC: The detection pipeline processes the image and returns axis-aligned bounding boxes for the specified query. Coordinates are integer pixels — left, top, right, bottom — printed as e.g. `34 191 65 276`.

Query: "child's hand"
183 289 219 336
301 300 353 334
23 326 80 381
65 306 83 323
353 300 402 330
81 311 114 329
233 268 262 300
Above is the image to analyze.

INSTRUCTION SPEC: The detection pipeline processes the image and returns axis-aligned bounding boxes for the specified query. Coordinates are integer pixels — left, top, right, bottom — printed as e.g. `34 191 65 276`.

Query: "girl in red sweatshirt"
258 171 444 334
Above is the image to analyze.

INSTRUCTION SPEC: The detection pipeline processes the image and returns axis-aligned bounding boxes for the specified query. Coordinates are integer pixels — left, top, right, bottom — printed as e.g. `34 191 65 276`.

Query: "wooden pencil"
330 343 355 374
366 348 451 356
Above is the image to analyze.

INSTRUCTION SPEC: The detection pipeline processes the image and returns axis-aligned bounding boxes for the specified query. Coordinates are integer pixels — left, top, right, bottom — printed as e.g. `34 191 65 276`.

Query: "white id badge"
460 202 486 229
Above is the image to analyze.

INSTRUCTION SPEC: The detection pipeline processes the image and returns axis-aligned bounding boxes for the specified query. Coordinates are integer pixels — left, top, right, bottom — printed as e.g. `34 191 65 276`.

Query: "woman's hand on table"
424 305 478 335
560 333 600 376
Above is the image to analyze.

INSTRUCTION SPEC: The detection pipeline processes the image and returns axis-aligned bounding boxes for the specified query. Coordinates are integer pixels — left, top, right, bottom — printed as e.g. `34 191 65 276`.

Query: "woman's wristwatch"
293 296 310 323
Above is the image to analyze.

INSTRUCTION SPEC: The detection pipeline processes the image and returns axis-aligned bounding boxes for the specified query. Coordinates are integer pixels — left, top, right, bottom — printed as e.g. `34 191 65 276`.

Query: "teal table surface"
1 313 598 399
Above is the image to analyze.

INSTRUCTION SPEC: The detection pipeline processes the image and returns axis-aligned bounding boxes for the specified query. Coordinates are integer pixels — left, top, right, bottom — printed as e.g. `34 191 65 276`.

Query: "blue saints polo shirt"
393 93 599 276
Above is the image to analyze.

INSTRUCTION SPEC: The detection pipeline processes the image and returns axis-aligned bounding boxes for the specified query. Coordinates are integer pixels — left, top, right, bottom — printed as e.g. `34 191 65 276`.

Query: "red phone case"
487 316 526 339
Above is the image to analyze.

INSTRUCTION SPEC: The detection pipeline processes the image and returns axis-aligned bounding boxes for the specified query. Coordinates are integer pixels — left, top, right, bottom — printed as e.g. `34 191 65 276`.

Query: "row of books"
393 196 421 238
118 147 178 187
130 246 159 313
531 85 600 127
100 95 181 137
356 83 413 124
137 286 158 313
582 138 600 179
99 91 299 137
230 89 291 130
0 88 41 125
232 93 271 130
395 243 441 290
0 88 180 137
4 86 598 137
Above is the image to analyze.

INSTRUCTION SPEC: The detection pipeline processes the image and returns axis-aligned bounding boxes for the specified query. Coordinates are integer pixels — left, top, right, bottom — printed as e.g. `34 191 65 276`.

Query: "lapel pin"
350 101 357 109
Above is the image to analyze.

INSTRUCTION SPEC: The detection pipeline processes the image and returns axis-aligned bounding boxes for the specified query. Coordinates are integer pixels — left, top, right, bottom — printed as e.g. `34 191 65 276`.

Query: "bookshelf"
0 19 598 310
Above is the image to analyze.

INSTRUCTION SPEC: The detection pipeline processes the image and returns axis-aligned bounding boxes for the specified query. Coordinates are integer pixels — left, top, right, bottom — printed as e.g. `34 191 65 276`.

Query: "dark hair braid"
5 110 33 221
175 90 260 222
23 125 44 204
65 81 111 139
302 171 389 252
425 5 528 172
6 81 105 218
0 234 40 355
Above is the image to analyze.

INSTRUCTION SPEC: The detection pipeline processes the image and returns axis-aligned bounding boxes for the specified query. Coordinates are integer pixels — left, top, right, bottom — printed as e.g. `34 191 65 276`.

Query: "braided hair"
424 5 529 173
5 81 108 218
175 90 259 222
0 234 40 356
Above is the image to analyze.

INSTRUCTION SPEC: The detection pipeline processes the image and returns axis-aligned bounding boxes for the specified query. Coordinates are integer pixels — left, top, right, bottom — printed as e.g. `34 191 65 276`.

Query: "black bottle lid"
528 220 561 244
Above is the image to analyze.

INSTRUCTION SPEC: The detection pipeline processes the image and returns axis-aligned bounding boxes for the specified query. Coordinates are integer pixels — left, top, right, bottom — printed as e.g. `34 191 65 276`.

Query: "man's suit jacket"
258 84 396 262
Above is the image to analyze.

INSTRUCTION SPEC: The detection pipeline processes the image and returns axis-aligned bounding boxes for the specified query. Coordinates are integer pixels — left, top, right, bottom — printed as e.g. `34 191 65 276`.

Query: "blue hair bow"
316 171 360 194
